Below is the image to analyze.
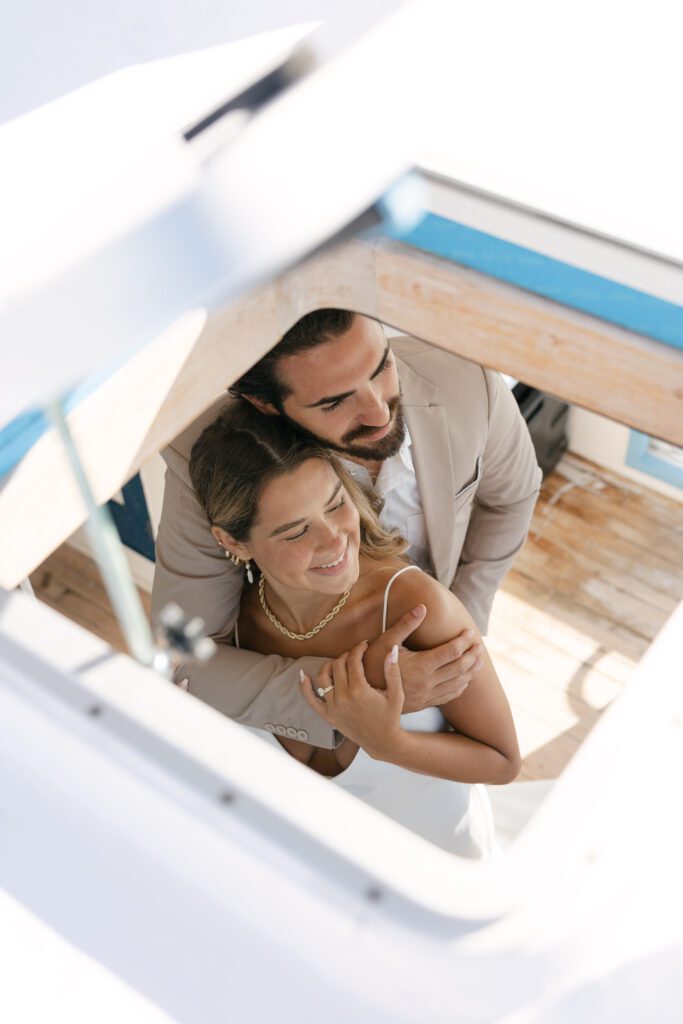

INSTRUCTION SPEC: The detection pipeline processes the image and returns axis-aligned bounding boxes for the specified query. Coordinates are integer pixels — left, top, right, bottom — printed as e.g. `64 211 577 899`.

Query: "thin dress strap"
381 564 420 632
234 619 240 649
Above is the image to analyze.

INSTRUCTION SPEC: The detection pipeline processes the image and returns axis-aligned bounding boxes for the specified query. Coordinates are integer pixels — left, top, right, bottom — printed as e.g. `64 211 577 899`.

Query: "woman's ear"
210 526 228 550
211 526 251 561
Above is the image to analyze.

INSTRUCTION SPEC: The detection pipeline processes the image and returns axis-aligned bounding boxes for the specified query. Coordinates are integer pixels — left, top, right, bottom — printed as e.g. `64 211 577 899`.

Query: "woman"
190 401 520 853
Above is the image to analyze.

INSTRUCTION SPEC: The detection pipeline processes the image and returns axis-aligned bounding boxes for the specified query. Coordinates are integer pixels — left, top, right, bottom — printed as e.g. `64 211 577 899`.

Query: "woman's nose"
317 519 342 547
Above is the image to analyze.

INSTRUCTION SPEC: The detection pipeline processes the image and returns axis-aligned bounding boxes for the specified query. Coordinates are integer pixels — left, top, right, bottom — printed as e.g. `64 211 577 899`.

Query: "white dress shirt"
340 426 435 575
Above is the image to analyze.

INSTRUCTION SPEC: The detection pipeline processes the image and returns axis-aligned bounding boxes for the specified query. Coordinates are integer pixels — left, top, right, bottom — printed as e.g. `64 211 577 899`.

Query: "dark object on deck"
513 384 569 476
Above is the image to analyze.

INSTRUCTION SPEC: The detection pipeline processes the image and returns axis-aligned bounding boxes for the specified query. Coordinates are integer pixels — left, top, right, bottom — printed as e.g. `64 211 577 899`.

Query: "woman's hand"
300 641 404 760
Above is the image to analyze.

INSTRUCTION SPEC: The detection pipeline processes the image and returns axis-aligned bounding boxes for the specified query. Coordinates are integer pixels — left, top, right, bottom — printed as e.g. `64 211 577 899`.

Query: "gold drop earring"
222 546 254 584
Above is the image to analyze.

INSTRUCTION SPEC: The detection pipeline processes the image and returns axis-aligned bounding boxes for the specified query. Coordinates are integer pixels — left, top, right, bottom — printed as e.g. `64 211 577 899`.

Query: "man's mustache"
342 395 401 444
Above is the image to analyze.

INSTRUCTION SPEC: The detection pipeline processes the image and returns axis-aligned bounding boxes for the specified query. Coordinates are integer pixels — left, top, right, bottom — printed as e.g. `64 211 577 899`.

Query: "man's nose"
358 387 388 426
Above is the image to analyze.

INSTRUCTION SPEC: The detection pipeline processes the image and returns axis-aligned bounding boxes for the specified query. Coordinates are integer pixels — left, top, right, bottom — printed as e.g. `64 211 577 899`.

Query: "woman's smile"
309 540 351 577
236 459 362 594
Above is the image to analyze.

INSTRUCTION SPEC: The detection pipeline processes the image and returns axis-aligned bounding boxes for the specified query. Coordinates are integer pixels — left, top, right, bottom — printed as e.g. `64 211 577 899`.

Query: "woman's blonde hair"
190 400 408 561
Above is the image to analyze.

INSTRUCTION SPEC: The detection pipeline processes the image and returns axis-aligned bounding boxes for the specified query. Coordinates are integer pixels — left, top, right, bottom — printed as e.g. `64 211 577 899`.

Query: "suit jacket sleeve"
451 370 542 634
151 451 338 748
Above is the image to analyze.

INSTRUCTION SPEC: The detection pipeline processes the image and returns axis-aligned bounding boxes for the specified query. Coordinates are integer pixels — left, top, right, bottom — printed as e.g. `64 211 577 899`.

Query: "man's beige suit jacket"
152 337 541 747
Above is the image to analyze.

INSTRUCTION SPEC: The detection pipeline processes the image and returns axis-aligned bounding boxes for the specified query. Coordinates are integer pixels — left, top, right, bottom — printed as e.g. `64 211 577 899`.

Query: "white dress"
238 565 496 859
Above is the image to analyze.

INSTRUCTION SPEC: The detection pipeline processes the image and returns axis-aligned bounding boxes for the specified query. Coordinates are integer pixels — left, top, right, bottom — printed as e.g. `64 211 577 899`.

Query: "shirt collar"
398 424 414 470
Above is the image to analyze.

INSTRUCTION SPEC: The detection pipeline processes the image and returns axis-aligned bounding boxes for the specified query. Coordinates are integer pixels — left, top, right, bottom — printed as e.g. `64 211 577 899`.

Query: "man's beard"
281 396 406 463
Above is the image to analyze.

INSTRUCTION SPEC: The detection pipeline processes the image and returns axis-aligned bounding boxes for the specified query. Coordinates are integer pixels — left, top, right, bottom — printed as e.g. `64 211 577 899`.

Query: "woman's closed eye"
283 498 346 542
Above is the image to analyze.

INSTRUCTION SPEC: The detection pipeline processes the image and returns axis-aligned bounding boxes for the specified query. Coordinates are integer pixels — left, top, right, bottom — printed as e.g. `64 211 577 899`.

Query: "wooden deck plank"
31 586 127 652
489 590 636 691
486 631 627 713
510 708 583 780
497 569 651 662
530 498 683 601
513 537 676 639
30 544 152 621
541 457 683 562
29 546 151 654
555 454 683 532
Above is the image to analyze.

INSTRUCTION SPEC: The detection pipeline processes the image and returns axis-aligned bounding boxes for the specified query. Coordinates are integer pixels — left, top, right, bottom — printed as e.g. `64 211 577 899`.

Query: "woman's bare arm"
302 576 520 785
380 572 521 783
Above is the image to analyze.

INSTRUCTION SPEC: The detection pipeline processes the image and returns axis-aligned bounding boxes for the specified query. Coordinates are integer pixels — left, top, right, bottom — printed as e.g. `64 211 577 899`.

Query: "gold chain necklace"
258 575 352 641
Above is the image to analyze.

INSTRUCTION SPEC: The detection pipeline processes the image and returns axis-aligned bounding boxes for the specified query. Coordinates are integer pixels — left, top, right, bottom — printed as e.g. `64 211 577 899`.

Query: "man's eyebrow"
303 342 390 408
269 480 343 537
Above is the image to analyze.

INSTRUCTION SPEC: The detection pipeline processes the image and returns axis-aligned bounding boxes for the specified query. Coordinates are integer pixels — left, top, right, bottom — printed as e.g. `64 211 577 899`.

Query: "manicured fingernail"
465 629 474 639
391 644 399 664
412 604 425 618
476 659 484 670
299 670 305 684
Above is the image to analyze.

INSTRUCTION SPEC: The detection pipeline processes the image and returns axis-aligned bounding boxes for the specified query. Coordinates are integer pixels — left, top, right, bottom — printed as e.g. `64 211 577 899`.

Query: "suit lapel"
399 358 456 586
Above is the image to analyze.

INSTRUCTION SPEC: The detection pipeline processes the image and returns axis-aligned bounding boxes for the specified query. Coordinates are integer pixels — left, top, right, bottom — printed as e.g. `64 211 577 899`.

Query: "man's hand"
362 604 483 713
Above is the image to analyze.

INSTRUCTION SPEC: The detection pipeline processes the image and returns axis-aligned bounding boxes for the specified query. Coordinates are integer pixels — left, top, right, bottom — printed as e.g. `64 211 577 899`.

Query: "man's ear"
240 394 281 417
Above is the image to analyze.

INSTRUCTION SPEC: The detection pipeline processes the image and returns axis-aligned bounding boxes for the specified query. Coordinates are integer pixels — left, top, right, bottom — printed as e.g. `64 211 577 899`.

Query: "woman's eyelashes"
283 498 346 542
285 526 308 542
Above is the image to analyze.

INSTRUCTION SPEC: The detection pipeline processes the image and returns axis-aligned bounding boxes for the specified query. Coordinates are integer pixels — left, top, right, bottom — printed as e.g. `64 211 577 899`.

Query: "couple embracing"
152 310 541 854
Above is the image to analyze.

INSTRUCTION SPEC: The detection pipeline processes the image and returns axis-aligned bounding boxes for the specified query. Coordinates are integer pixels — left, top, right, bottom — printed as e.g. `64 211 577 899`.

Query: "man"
152 310 541 748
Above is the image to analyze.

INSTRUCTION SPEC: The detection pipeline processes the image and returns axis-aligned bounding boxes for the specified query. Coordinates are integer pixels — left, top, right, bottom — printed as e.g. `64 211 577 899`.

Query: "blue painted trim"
626 431 683 490
0 369 156 559
394 213 683 351
0 410 46 478
0 362 124 479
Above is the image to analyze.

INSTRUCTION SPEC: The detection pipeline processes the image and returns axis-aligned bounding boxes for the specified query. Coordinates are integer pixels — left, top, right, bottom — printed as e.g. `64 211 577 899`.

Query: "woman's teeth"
318 550 345 569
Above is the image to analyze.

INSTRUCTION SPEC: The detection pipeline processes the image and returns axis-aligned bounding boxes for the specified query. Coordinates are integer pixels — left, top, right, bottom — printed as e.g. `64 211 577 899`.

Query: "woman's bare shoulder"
357 555 412 594
383 567 478 648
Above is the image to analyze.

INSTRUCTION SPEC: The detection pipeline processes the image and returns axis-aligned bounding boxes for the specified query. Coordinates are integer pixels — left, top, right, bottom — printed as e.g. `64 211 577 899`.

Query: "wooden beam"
2 236 682 589
368 240 683 446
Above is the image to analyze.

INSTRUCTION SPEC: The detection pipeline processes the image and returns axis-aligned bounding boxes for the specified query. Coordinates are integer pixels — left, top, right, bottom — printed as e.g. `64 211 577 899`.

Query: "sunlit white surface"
0 1 401 124
420 0 683 265
0 27 312 306
0 2 445 429
0 891 173 1024
1 589 682 1023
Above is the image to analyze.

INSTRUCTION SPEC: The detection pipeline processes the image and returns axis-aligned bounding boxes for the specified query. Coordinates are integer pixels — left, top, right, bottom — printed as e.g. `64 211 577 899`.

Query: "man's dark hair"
228 309 358 410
